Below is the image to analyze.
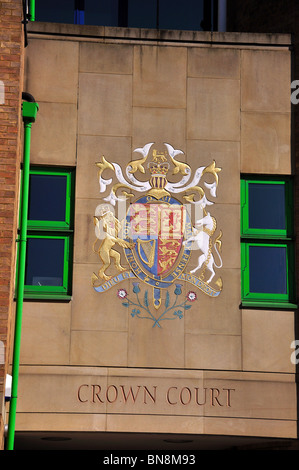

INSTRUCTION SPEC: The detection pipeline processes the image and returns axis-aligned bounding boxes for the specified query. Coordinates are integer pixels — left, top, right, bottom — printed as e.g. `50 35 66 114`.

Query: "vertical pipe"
29 0 35 21
6 101 38 451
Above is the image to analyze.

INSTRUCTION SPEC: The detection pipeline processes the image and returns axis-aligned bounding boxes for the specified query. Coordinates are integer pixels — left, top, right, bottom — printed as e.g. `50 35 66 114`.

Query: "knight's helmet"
147 150 170 198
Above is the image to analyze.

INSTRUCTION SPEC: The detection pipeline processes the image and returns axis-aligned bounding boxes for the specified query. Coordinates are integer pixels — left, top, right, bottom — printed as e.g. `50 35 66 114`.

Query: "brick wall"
0 0 24 450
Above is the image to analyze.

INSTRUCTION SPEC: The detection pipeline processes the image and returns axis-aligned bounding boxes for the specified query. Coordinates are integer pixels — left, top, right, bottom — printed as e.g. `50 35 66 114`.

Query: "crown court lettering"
77 383 235 408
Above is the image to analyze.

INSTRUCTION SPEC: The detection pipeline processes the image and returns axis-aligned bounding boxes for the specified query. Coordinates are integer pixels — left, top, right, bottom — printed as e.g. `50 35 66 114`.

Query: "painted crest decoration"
91 142 223 327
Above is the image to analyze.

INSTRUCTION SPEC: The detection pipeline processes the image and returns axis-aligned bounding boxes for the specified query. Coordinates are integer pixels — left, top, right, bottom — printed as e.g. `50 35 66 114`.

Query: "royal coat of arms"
91 142 223 327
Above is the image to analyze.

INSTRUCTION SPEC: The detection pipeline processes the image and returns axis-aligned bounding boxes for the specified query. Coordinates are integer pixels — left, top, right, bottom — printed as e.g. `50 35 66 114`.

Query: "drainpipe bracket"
22 101 39 123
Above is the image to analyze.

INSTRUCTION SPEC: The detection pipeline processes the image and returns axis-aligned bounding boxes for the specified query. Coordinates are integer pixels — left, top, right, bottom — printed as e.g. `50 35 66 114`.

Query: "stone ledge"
27 22 292 47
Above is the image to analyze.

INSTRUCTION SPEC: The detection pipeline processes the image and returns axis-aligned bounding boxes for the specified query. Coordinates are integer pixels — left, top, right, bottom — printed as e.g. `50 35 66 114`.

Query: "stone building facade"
0 3 298 451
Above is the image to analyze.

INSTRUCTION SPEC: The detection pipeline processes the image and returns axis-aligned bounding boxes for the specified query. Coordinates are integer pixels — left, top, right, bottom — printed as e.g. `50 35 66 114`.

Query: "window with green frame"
240 176 296 308
22 167 75 299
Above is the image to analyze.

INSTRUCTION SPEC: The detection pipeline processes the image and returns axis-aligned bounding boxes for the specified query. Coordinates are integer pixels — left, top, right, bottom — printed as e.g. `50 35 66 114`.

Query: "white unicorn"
184 212 222 284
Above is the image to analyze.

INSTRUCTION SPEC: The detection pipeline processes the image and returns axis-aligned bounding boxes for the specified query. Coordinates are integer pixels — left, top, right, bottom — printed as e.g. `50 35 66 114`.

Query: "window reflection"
127 0 157 28
248 183 285 231
84 0 118 27
35 0 75 23
159 0 204 31
28 174 67 222
249 245 287 295
25 238 65 287
35 0 211 30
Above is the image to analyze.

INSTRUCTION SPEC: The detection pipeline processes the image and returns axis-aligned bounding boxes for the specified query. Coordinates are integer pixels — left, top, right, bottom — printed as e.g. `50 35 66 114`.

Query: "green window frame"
241 178 293 239
241 176 296 309
22 166 75 299
27 167 74 231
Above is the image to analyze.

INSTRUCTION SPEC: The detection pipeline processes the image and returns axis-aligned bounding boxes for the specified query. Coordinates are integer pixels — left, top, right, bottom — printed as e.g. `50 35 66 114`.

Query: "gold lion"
92 210 133 282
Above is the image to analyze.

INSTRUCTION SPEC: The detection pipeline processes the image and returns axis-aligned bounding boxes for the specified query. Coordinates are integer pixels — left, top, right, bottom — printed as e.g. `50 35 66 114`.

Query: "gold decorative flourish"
183 186 205 203
215 230 222 252
147 187 170 199
164 142 190 176
127 143 154 174
169 157 190 176
202 160 221 185
111 183 135 200
127 157 147 174
95 155 115 178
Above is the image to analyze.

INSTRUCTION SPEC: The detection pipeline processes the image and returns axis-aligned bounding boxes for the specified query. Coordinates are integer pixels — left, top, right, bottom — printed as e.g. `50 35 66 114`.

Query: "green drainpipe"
6 100 39 451
28 0 35 21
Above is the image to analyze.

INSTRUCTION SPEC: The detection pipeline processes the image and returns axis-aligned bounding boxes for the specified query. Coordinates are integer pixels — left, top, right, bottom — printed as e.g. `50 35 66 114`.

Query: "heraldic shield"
123 195 193 308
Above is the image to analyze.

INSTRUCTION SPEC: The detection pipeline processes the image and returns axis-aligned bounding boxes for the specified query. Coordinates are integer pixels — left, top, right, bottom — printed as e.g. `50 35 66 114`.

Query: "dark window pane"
35 0 74 23
159 0 204 31
84 0 118 26
25 238 65 286
128 0 157 28
28 174 67 222
249 245 287 294
248 183 286 231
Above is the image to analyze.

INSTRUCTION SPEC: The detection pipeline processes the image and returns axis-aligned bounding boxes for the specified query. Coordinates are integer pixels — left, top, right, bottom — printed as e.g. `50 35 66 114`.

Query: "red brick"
0 0 23 449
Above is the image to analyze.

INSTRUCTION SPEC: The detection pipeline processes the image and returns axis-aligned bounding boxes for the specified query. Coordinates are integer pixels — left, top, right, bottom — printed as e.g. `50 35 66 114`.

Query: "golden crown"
148 150 170 175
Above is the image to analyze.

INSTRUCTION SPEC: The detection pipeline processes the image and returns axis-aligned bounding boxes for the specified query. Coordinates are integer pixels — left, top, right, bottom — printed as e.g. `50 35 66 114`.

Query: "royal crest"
92 142 223 326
